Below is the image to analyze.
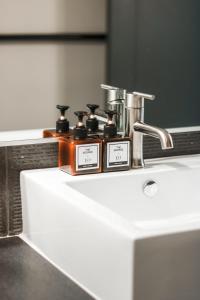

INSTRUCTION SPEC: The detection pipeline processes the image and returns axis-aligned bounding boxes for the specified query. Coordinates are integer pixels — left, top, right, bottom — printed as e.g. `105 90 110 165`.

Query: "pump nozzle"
104 110 118 138
74 111 87 123
105 110 118 123
56 105 70 118
87 104 99 115
86 104 99 132
56 105 70 133
73 111 88 139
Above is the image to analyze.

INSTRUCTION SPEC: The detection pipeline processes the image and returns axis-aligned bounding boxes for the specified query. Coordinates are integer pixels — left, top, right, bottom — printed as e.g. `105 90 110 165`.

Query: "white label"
76 143 99 171
107 141 130 168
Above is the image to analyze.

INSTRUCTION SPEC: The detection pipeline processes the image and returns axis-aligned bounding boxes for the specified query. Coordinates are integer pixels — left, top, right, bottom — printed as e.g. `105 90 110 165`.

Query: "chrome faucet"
126 92 174 168
96 84 127 135
97 85 174 168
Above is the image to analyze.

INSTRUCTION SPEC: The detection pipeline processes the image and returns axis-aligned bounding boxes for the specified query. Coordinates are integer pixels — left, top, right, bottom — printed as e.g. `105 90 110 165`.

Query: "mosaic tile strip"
0 147 7 236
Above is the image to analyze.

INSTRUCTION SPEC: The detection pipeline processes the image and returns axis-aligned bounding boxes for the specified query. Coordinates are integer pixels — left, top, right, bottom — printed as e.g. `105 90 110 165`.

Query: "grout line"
4 147 9 236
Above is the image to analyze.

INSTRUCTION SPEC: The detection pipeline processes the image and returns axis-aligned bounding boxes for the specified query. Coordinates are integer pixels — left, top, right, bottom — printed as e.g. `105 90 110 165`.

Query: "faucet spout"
100 87 174 169
95 112 107 124
131 121 174 169
134 121 174 150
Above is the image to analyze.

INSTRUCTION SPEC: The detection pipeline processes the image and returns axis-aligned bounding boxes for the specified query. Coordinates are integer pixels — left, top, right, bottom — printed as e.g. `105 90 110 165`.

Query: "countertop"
0 237 94 300
0 129 57 147
1 126 200 146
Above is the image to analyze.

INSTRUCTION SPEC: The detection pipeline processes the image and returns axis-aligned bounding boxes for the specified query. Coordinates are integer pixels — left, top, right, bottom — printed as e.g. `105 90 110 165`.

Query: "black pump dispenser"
104 110 118 138
86 104 99 133
73 111 88 139
56 105 70 133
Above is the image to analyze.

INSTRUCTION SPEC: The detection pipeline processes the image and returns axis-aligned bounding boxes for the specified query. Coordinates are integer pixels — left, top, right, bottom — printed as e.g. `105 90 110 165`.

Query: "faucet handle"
126 92 155 109
101 83 126 102
101 84 118 90
133 92 155 101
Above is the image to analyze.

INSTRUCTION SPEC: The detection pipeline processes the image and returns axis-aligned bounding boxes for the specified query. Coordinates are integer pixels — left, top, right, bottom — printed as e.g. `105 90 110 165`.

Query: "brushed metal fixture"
95 84 127 135
126 92 174 168
97 84 174 168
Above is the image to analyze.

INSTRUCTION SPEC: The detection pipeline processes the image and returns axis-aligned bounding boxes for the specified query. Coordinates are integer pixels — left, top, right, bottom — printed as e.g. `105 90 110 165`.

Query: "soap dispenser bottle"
102 110 131 172
59 111 102 176
43 105 71 138
86 104 100 136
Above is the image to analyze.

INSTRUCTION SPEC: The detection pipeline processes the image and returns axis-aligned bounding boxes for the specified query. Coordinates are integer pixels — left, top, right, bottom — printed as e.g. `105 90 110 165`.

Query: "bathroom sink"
20 155 200 300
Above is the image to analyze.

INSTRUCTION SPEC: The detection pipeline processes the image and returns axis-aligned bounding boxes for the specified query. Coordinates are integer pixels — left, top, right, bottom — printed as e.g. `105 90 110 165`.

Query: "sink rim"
21 154 200 240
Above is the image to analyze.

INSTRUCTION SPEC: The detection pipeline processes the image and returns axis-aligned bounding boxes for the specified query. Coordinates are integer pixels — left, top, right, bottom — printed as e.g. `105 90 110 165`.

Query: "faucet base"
132 159 145 169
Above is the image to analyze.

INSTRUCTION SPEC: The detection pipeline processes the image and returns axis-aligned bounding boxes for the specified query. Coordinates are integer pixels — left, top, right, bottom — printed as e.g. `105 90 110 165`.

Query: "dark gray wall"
108 0 200 128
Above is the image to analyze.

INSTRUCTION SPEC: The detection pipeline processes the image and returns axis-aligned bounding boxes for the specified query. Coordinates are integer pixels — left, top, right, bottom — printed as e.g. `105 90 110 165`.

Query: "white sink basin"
20 155 200 300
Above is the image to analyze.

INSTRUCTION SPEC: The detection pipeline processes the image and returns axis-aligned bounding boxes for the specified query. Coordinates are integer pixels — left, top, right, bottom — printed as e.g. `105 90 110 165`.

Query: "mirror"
108 0 200 128
0 0 107 139
0 0 199 142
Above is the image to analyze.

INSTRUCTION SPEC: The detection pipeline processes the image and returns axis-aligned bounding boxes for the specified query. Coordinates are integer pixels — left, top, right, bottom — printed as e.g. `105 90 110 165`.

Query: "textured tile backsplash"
0 147 7 236
0 131 200 237
144 131 200 159
1 142 58 236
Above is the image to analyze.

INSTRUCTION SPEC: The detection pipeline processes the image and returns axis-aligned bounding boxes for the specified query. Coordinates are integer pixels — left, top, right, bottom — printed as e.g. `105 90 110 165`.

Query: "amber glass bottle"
102 110 131 172
59 111 102 176
43 105 72 138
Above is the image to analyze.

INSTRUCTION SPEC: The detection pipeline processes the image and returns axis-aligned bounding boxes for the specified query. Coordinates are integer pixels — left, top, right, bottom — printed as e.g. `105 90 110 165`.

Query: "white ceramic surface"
0 129 57 146
20 155 200 300
0 129 43 141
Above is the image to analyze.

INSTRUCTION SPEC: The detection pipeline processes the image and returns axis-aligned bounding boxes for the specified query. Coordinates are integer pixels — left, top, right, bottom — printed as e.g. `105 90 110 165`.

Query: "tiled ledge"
0 126 200 146
168 126 200 133
0 129 57 147
0 127 200 236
